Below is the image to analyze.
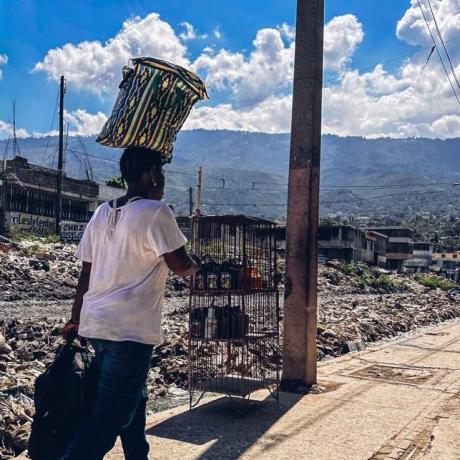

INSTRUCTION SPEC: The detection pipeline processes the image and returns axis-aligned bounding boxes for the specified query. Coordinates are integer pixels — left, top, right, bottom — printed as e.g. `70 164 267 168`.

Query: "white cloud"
0 120 30 139
324 14 364 72
0 53 8 79
64 109 108 135
213 27 222 39
0 109 106 139
277 23 295 41
187 5 460 139
29 5 460 139
33 13 188 95
193 15 362 106
193 27 294 105
431 114 460 137
179 22 207 41
184 95 292 132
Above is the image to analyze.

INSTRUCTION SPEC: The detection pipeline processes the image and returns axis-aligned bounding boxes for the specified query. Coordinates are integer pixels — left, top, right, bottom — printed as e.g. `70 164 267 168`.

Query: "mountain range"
2 130 460 218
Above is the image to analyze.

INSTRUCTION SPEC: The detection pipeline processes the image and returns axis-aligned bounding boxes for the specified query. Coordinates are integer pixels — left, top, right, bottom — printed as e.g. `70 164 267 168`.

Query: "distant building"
404 242 433 272
367 227 414 270
0 156 98 241
365 231 388 267
432 251 460 281
0 157 191 242
318 225 366 263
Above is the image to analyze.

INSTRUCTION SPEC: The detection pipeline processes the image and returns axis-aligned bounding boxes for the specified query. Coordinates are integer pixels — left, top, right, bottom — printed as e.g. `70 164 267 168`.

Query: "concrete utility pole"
194 167 202 217
282 0 324 388
188 186 194 216
12 101 21 157
55 75 65 235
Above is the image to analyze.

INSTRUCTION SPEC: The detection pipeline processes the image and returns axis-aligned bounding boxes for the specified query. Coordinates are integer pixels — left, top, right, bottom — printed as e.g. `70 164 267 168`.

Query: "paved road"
105 319 460 460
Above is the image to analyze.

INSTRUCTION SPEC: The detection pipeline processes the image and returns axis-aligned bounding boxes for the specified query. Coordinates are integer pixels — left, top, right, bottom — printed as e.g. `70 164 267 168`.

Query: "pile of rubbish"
0 307 190 459
0 239 188 302
1 239 460 458
316 263 460 359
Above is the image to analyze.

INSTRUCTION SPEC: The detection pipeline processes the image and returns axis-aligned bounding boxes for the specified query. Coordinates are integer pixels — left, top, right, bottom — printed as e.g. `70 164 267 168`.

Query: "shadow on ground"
148 392 304 459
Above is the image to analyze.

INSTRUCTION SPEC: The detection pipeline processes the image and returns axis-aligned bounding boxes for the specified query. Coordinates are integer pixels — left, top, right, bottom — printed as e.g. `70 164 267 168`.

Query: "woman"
61 146 198 459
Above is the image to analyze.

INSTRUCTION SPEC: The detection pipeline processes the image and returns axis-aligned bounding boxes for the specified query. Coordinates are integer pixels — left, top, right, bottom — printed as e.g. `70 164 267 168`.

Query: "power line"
41 88 60 165
416 0 460 106
426 0 460 92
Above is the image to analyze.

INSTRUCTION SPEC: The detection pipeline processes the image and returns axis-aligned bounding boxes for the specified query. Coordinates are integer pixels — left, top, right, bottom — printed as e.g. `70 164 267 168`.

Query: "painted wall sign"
8 212 55 236
60 221 87 242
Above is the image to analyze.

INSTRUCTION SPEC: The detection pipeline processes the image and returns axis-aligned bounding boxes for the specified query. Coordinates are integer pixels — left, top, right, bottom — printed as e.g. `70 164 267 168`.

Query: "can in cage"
195 274 205 289
191 320 202 338
207 273 217 289
221 272 231 289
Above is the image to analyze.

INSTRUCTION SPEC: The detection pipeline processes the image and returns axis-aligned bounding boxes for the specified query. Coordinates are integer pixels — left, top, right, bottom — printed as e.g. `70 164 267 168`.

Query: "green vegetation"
106 176 125 189
414 274 456 291
9 231 61 247
337 262 403 293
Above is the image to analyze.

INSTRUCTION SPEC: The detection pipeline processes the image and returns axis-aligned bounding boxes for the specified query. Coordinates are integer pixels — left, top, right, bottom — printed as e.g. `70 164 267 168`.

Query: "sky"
0 0 460 139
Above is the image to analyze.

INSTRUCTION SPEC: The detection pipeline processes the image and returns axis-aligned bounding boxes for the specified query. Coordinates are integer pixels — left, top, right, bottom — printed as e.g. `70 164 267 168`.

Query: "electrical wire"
426 0 460 91
416 0 460 106
40 88 60 165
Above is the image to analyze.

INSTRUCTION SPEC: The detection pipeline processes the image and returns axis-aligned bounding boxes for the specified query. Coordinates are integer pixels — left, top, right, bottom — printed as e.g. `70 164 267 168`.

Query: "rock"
321 329 336 339
64 278 78 288
0 342 12 354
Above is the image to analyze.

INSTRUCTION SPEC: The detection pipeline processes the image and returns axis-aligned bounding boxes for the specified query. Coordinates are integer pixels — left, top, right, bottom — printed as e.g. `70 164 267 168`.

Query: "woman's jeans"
60 339 153 460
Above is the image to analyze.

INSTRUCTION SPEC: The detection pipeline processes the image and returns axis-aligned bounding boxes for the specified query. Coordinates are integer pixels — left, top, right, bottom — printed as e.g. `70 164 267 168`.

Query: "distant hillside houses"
316 223 459 282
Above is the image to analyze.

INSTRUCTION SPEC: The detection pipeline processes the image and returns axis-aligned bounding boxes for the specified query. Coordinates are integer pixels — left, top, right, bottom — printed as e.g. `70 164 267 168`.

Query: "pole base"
279 379 316 394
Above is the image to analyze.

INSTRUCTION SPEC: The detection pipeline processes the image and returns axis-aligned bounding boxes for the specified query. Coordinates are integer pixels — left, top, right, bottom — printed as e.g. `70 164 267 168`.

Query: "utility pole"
188 186 194 216
55 75 65 235
12 101 20 157
193 167 202 217
281 0 324 389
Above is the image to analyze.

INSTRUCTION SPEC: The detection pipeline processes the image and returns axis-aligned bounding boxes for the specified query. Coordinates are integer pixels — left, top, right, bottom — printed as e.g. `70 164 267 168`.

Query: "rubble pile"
1 241 460 458
0 242 79 302
0 241 188 303
316 264 460 359
0 309 190 459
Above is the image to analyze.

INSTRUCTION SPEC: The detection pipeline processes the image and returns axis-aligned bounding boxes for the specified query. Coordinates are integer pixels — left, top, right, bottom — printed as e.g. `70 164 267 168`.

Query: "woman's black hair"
120 146 164 184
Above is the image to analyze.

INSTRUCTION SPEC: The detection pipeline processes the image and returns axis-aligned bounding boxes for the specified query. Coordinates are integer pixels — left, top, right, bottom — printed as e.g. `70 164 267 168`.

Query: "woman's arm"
164 246 199 277
62 261 92 338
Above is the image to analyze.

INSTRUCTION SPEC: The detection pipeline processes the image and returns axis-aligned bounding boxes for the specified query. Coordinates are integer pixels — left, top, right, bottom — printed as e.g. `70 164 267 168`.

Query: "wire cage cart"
188 215 281 408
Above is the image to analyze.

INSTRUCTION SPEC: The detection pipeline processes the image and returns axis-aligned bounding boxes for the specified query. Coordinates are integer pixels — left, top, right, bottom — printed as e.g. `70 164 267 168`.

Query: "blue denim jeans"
60 339 153 460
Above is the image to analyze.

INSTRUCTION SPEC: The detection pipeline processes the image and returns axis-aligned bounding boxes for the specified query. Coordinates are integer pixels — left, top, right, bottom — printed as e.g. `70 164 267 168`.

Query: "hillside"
2 131 460 218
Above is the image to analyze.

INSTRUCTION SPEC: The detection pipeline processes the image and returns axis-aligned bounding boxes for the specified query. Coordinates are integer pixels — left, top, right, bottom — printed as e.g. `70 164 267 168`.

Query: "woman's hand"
61 320 79 341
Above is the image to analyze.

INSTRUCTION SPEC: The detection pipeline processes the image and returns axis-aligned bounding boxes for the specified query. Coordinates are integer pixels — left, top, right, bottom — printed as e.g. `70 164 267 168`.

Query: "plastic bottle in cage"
204 307 218 339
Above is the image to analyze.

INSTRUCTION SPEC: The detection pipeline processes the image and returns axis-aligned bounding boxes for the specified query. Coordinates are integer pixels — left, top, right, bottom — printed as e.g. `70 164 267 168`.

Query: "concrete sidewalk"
110 320 460 459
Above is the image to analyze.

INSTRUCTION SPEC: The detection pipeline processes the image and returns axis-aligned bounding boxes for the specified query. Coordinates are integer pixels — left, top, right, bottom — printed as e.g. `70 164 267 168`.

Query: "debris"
1 242 460 458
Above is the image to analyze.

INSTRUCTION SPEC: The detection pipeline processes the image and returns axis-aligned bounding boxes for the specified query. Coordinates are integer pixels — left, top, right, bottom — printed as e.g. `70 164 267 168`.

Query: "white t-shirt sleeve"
75 217 94 263
149 204 187 256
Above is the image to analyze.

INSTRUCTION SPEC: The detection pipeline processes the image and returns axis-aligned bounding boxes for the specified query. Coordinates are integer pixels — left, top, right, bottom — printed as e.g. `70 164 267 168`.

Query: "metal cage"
188 215 281 407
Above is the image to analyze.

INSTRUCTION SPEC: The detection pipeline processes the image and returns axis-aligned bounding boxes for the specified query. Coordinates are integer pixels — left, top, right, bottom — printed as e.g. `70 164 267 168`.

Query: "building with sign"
0 156 99 241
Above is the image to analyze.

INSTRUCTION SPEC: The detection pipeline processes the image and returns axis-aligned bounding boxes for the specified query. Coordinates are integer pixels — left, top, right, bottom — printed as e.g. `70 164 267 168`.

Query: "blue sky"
0 0 459 138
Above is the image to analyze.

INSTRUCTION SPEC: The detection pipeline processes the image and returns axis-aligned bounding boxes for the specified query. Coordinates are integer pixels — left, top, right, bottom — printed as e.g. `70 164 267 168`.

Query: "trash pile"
0 309 190 459
316 263 460 359
0 239 188 302
1 240 460 458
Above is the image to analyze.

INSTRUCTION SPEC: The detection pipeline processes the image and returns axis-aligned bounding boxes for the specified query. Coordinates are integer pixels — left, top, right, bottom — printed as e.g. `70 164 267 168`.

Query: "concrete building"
404 242 433 272
367 227 414 271
318 225 366 263
0 156 98 241
432 251 460 282
365 230 388 267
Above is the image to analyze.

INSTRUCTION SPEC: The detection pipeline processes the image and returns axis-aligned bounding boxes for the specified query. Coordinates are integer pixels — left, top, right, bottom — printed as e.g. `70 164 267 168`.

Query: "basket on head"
96 57 208 164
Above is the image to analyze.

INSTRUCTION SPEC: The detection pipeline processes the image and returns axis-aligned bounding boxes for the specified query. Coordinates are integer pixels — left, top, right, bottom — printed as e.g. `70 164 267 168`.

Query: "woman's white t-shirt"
75 199 187 345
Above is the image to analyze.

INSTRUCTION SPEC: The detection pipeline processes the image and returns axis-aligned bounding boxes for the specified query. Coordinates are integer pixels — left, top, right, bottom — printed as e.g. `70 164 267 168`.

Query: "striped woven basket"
96 57 208 164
